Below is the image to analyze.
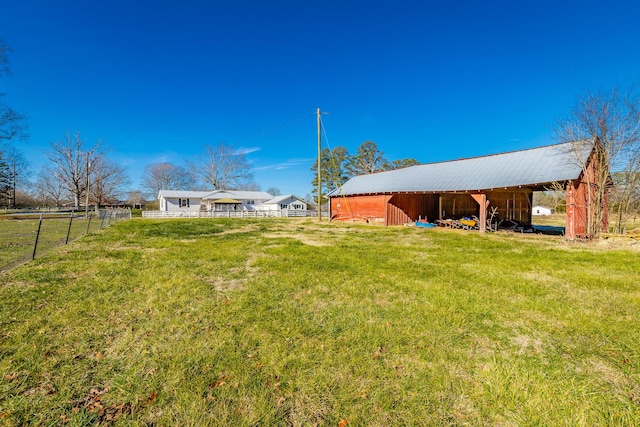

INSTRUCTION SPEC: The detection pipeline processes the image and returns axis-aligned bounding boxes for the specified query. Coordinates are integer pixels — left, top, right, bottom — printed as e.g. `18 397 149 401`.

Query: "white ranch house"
147 190 310 218
260 195 308 211
159 190 274 213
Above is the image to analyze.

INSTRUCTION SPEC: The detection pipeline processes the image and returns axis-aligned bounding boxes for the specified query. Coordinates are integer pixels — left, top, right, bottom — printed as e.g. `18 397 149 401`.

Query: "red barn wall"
565 156 609 240
330 195 391 223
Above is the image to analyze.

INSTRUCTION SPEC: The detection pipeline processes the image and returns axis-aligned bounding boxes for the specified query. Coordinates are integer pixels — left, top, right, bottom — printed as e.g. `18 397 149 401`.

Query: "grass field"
1 218 639 426
0 212 129 272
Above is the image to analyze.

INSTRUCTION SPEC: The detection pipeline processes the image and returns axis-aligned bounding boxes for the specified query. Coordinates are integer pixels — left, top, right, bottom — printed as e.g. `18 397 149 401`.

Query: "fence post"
65 211 74 244
100 210 106 229
32 213 43 260
86 212 93 235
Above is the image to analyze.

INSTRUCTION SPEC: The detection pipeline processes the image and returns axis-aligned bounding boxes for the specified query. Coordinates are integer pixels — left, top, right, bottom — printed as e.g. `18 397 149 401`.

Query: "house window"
179 199 190 208
247 200 255 205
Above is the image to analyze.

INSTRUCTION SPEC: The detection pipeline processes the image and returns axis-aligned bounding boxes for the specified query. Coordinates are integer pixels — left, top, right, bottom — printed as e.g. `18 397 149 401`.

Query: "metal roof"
329 142 591 196
157 190 211 199
204 190 274 200
263 194 304 204
158 190 274 200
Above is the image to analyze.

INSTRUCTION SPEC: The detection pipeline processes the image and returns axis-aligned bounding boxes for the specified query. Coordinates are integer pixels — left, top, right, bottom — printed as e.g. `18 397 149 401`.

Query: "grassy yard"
0 213 127 272
1 219 639 426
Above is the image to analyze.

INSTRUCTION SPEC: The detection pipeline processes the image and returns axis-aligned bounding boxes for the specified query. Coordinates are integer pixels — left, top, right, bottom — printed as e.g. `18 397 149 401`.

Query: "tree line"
310 140 419 206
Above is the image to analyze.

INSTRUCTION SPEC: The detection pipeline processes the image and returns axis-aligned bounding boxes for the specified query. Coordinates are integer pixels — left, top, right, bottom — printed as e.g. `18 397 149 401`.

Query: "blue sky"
1 0 639 198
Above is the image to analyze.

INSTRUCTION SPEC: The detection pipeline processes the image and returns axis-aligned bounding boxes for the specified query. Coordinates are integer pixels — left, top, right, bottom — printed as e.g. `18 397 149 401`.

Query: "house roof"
263 194 305 205
158 190 274 201
157 190 211 199
329 142 591 197
204 190 274 201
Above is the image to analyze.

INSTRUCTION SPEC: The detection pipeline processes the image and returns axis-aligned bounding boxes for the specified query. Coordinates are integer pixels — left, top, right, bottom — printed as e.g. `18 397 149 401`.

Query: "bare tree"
555 86 640 237
610 170 640 232
89 154 130 208
0 152 11 206
0 39 28 142
141 162 195 196
34 166 66 207
44 131 100 209
189 143 255 190
127 190 145 209
266 187 281 196
0 105 28 142
0 142 30 207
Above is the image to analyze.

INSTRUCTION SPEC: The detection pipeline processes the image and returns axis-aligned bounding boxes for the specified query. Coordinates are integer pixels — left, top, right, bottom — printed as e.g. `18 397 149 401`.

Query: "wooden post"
565 181 576 240
471 193 489 233
32 213 43 260
65 211 74 244
86 212 93 235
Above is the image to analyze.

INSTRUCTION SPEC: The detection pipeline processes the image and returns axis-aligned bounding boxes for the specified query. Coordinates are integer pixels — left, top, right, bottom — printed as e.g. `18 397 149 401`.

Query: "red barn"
328 142 606 240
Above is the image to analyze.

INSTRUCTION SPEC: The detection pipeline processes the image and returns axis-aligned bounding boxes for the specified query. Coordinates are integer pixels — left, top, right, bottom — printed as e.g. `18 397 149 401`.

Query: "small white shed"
532 205 553 216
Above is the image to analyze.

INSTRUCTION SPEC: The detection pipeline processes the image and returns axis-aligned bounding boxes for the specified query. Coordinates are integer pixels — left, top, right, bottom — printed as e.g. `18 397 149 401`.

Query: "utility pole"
317 108 322 221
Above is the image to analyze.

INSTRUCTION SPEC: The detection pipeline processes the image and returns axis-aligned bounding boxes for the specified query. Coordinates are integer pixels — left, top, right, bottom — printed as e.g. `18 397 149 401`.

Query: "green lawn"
0 213 125 271
1 219 639 426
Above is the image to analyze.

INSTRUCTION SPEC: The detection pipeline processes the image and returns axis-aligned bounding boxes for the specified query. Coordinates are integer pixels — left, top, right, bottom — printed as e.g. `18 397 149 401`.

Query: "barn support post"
565 181 576 240
471 193 489 233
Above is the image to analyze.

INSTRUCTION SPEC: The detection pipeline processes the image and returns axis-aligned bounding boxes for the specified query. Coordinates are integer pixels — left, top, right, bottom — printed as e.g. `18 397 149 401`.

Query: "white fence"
142 209 323 219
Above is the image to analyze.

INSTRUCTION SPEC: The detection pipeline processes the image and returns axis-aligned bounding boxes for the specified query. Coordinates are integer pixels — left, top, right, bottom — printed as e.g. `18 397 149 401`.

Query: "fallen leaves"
3 372 17 382
208 375 229 389
65 387 131 424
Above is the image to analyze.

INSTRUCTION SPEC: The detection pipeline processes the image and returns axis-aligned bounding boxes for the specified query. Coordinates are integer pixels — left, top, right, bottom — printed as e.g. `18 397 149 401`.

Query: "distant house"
532 205 554 216
261 195 308 211
158 190 274 212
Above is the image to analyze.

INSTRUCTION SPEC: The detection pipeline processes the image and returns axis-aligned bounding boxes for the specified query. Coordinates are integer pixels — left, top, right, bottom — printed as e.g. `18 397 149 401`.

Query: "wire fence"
0 209 131 272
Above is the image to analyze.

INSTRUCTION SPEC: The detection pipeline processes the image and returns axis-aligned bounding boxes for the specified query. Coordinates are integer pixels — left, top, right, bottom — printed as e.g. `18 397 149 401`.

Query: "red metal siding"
330 195 390 223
